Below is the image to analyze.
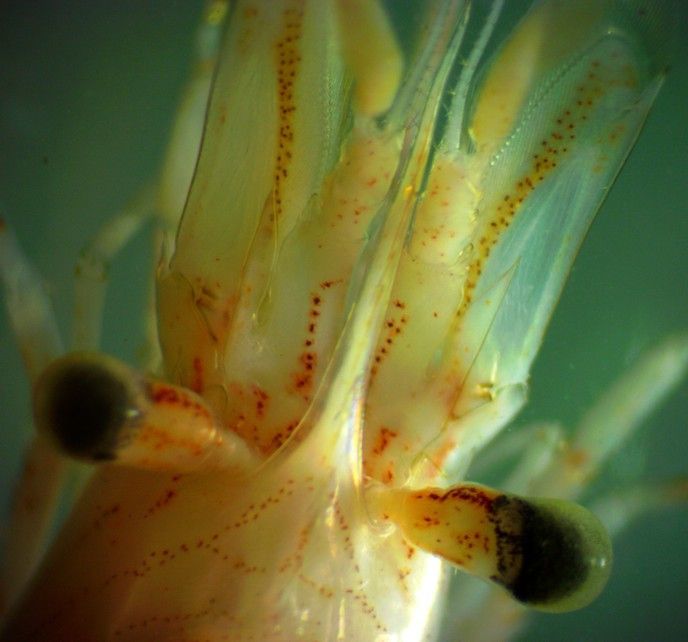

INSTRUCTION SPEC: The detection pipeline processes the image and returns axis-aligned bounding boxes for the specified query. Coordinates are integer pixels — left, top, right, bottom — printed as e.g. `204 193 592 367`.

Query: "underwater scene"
1 1 687 640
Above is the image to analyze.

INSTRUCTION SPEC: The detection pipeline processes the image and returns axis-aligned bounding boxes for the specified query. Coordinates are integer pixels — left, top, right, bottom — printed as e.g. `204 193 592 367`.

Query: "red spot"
372 427 398 456
191 357 204 393
143 487 179 518
252 386 269 418
444 486 494 510
151 386 181 404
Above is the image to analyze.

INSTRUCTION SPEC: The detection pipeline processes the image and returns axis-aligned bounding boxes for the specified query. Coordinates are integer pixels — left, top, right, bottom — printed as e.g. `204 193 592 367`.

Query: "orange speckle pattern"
273 3 304 224
291 292 322 401
457 54 636 319
371 301 408 378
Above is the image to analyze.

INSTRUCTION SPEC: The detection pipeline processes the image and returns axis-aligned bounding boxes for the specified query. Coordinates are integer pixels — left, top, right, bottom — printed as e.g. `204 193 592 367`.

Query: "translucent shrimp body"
1 1 679 640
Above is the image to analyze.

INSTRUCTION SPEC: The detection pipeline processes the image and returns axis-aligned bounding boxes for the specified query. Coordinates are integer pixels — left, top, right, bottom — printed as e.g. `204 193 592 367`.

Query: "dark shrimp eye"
33 354 138 461
31 353 242 473
371 483 612 613
490 495 612 612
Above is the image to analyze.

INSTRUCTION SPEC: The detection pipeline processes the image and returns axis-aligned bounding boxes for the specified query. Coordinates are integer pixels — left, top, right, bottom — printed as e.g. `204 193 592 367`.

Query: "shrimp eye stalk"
32 353 255 473
369 483 612 612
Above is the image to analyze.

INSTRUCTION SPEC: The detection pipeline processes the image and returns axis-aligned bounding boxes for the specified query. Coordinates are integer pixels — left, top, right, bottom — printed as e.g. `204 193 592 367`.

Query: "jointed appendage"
0 1 223 620
0 221 67 612
446 333 688 640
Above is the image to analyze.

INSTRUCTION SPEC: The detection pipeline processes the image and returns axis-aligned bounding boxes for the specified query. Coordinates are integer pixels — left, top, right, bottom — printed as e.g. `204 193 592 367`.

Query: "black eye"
33 355 137 461
491 495 612 612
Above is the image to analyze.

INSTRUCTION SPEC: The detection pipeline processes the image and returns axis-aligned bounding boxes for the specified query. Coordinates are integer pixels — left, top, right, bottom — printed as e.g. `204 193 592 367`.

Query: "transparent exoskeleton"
0 1 686 641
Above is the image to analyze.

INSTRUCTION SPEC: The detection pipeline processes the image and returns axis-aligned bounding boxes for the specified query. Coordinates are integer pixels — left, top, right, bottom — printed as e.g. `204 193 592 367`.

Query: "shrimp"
1 2 686 640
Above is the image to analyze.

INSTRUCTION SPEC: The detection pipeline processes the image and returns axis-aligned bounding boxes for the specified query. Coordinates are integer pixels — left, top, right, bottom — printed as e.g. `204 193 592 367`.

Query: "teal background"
1 2 686 640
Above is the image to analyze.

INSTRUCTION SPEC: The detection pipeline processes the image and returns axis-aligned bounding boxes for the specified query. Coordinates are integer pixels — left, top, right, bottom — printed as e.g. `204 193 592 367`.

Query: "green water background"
1 2 686 640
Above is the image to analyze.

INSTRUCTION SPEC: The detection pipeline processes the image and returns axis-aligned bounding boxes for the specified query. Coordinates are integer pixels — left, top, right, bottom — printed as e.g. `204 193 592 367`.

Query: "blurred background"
1 2 686 640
